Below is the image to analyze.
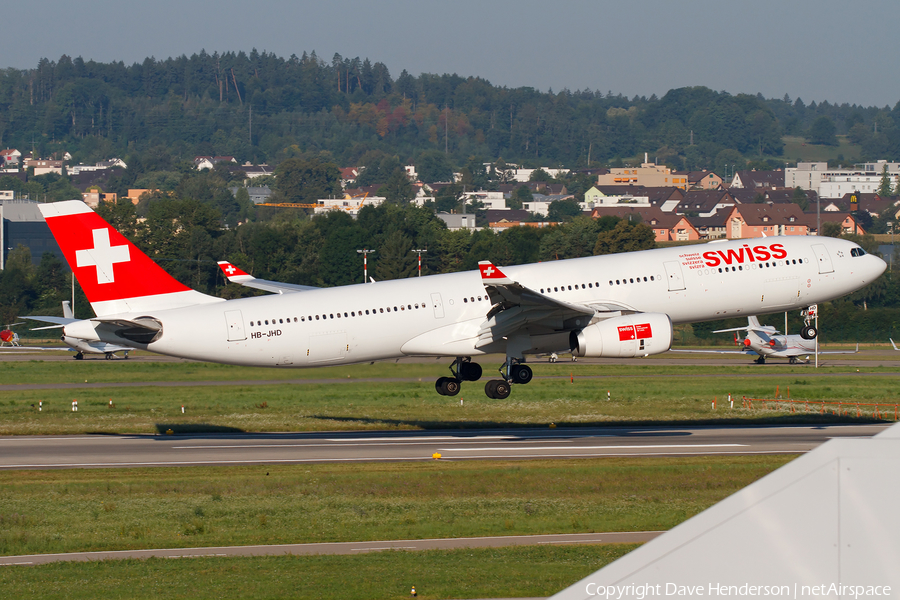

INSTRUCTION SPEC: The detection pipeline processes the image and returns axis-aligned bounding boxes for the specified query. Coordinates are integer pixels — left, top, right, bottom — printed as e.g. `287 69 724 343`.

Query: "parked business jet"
675 316 858 364
39 200 885 398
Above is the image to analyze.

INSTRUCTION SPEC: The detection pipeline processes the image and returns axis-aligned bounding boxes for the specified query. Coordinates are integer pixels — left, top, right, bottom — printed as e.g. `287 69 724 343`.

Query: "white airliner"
39 200 885 398
675 315 858 364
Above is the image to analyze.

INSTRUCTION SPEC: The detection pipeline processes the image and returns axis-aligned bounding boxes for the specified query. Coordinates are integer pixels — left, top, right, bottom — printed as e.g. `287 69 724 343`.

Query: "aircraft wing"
217 261 317 294
474 261 629 348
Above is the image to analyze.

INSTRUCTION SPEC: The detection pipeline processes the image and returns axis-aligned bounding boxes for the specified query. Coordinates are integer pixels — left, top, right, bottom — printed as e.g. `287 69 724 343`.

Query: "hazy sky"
4 0 899 108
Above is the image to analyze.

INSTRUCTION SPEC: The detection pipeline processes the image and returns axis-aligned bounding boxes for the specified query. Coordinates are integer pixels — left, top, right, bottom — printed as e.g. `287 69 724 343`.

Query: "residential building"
672 190 738 217
596 160 689 190
822 193 898 218
463 190 507 210
24 159 64 176
583 186 650 209
229 186 273 205
674 170 723 190
436 212 477 231
724 204 808 239
1 149 22 167
808 212 867 236
81 190 117 208
729 170 784 190
194 156 237 170
590 206 699 242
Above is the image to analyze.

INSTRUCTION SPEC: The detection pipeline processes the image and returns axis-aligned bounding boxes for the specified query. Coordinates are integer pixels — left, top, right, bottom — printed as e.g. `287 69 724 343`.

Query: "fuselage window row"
248 303 426 327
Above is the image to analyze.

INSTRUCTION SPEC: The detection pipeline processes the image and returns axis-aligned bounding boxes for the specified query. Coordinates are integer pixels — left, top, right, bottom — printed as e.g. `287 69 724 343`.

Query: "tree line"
2 52 900 173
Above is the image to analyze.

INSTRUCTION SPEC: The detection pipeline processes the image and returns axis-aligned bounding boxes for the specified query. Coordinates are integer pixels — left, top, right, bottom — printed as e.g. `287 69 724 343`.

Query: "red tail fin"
40 201 219 316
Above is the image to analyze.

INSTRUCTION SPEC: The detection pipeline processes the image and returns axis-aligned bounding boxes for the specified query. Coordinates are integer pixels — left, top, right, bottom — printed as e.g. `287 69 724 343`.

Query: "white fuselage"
69 236 885 368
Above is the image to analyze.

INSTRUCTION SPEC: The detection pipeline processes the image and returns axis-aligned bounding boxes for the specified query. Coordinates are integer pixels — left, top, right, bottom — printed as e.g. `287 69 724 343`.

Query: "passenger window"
464 298 468 303
315 315 319 320
380 308 384 313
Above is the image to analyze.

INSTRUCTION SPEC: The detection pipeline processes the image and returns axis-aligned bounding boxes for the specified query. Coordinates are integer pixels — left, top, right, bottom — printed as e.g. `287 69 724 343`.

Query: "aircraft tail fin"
62 301 74 319
40 201 221 317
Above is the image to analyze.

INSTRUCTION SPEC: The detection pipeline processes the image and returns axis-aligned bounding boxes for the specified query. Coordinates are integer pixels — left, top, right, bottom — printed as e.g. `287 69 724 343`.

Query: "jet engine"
570 313 673 358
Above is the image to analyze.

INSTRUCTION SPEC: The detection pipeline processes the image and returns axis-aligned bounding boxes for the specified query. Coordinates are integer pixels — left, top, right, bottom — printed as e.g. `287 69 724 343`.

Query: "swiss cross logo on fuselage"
75 228 130 284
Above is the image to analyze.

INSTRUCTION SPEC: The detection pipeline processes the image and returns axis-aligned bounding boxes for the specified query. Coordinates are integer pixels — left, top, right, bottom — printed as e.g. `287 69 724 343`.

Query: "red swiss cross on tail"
478 260 514 285
39 201 217 317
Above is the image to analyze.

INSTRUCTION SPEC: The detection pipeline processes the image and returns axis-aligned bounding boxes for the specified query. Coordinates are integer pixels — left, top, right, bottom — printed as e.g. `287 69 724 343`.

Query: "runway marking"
171 439 578 449
441 444 747 451
351 547 417 552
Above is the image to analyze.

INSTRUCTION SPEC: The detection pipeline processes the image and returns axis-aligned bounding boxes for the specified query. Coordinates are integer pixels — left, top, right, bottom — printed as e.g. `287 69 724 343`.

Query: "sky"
4 0 899 108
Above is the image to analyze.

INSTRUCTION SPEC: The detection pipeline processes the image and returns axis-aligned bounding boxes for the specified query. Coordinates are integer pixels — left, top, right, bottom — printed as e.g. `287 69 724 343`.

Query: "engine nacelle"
570 313 673 358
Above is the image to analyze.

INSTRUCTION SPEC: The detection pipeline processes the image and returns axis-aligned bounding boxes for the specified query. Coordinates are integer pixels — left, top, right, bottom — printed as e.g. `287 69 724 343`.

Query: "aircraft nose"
870 254 887 279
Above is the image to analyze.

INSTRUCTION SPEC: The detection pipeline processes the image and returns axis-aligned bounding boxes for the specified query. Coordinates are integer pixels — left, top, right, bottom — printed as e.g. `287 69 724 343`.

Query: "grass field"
0 359 895 435
0 457 789 599
781 135 861 163
0 457 790 556
0 359 883 599
0 545 638 600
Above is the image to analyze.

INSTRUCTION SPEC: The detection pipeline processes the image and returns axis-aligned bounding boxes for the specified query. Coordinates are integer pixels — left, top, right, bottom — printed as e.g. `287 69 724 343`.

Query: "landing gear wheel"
74 353 84 360
459 361 482 381
105 353 113 360
789 357 798 364
436 377 461 396
484 380 511 399
755 356 766 365
800 326 818 340
510 364 533 384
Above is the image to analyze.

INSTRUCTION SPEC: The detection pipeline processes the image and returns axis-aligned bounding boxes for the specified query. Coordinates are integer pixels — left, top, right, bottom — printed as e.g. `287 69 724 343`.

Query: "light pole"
411 248 427 277
889 222 894 272
357 249 374 283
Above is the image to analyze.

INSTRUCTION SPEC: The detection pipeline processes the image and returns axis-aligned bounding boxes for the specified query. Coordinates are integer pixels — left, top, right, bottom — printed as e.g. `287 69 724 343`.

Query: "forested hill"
1 51 899 169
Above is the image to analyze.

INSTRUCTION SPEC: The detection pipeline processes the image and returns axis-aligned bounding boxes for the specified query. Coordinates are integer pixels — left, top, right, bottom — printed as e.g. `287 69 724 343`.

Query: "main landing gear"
434 357 535 399
484 359 533 399
435 357 483 396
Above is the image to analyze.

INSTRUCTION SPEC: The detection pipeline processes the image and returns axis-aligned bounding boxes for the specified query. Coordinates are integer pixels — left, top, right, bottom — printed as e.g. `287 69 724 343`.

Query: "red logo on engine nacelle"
618 323 652 342
702 243 787 268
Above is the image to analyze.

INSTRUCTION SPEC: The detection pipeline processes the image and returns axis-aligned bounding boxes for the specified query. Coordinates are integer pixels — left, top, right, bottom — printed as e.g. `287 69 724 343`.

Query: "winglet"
478 261 514 285
892 339 899 351
217 261 255 284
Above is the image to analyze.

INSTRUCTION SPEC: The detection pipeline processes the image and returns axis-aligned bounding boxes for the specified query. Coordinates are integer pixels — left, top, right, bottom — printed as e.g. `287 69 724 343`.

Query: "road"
0 424 887 470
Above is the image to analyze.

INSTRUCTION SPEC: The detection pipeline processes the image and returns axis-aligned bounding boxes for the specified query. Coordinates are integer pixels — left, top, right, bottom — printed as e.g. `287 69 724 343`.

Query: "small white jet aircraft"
677 316 858 364
39 200 885 397
23 301 133 359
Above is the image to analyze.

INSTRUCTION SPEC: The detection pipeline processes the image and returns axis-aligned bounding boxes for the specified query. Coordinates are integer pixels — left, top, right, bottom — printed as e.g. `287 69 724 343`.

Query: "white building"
462 190 506 210
510 167 569 183
583 187 650 209
787 160 900 198
313 195 386 216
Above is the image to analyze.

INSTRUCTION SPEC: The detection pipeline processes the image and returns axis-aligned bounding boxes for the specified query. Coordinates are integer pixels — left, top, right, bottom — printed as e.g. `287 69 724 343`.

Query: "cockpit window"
850 247 866 257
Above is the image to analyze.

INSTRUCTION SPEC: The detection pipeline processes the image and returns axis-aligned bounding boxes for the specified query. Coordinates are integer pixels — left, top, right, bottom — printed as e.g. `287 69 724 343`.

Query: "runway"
0 424 887 470
0 531 663 566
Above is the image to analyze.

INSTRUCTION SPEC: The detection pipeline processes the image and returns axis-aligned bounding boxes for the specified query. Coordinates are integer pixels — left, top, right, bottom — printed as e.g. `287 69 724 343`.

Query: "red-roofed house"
723 204 808 238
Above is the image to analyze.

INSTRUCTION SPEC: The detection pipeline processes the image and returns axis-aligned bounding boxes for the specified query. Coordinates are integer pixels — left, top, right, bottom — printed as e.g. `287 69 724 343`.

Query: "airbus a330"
40 200 885 398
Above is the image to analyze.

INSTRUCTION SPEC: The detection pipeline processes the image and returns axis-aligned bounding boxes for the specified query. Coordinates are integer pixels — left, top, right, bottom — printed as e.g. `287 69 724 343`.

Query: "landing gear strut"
434 357 483 396
484 358 533 399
